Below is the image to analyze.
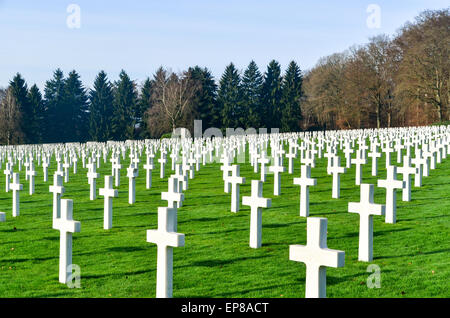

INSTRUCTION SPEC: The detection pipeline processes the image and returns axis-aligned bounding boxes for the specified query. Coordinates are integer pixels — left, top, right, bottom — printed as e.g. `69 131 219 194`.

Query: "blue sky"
0 0 448 90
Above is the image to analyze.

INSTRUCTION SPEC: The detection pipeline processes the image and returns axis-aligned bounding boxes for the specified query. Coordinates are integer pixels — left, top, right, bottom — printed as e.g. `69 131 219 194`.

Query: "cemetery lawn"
0 146 449 298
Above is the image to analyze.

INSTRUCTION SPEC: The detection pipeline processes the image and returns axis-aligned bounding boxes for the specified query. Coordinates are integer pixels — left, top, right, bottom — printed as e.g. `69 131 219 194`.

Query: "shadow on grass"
327 270 394 286
373 227 412 237
106 246 147 253
375 248 450 260
188 255 271 268
82 268 154 279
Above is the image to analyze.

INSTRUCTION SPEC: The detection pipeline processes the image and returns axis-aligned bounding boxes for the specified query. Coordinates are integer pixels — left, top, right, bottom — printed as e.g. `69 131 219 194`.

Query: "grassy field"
0 143 449 298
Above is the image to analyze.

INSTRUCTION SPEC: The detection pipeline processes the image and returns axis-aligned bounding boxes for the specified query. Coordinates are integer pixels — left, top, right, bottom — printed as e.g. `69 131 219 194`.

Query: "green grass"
0 143 449 298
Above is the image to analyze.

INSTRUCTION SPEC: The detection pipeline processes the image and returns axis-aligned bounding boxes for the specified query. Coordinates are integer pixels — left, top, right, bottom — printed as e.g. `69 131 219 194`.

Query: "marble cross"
99 176 118 229
147 207 185 298
289 217 345 298
377 165 405 224
327 156 346 199
269 155 285 196
242 180 271 248
10 173 23 217
49 173 65 220
53 199 81 284
162 176 184 209
225 165 245 213
348 184 385 261
293 165 317 217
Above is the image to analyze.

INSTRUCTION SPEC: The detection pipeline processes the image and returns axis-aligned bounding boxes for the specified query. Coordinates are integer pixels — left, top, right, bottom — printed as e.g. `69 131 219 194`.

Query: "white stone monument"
146 207 185 298
99 176 118 230
348 184 385 261
242 180 271 249
289 217 345 298
52 199 81 284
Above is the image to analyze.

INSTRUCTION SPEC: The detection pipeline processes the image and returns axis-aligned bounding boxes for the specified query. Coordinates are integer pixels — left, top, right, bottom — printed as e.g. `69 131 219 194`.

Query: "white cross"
348 184 385 261
327 156 346 199
127 164 138 204
258 151 270 182
411 151 423 187
377 165 405 224
289 217 345 298
112 158 122 187
225 165 245 212
158 154 167 179
162 176 184 209
146 207 185 298
3 162 12 192
49 173 65 220
293 165 317 217
10 173 23 217
143 155 155 189
382 141 393 168
42 156 50 182
87 161 99 200
269 156 285 196
368 146 381 176
286 148 296 174
174 164 188 192
242 180 271 248
397 156 418 202
26 163 37 195
220 157 233 193
99 176 118 229
63 160 70 183
53 199 81 284
351 149 367 185
343 143 354 169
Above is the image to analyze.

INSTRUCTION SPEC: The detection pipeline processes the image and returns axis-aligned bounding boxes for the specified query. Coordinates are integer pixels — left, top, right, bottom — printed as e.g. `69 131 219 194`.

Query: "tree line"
0 8 448 145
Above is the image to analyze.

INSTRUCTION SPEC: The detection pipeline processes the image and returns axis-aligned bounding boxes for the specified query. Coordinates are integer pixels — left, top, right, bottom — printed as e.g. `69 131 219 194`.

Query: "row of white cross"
0 125 449 298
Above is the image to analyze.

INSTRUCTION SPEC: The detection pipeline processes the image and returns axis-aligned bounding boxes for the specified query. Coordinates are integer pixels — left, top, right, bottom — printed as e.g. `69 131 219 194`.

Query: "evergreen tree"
188 66 218 129
43 69 65 143
63 70 89 142
261 60 283 129
137 78 152 139
9 73 31 143
27 84 45 143
218 63 242 129
241 61 263 128
281 61 303 132
89 71 114 141
111 70 137 141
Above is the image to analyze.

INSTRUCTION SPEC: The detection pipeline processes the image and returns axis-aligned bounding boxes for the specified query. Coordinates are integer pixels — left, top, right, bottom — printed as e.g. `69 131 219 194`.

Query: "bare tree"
0 87 24 145
395 9 450 123
149 67 199 134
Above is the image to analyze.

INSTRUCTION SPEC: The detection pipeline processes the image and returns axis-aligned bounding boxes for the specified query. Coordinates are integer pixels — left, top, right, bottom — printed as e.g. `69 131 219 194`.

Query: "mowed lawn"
0 142 449 298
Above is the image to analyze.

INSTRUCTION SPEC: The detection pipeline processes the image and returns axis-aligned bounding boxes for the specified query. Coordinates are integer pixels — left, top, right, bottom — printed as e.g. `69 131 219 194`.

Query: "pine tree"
218 63 242 129
241 61 263 129
188 66 218 129
63 70 89 142
43 69 65 143
111 70 137 141
27 84 45 143
9 73 31 143
281 61 303 132
137 78 153 139
89 71 114 141
261 60 283 129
